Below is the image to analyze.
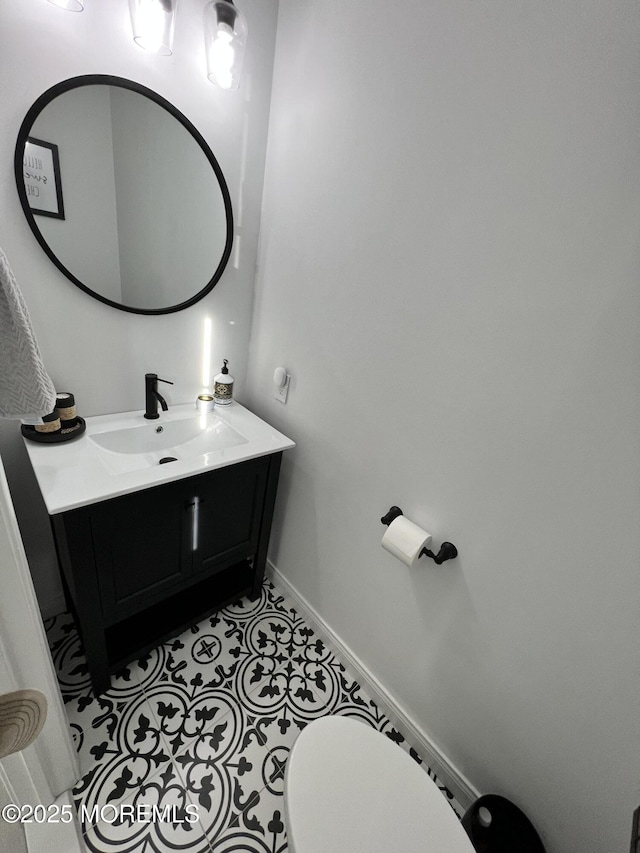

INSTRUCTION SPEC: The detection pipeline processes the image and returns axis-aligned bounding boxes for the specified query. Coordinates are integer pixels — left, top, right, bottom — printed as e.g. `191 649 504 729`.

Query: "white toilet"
284 715 475 853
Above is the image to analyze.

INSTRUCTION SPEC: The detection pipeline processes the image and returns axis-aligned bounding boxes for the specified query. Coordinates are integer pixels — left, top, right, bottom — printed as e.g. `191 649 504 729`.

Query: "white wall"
31 86 123 303
245 2 640 852
0 0 279 615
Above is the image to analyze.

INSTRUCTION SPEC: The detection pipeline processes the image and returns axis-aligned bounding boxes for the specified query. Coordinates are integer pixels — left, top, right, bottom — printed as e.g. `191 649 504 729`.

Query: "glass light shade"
204 0 248 91
46 0 84 9
129 0 176 56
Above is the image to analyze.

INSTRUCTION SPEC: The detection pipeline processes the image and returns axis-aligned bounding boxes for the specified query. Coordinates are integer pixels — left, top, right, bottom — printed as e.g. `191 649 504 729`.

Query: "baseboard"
267 560 480 812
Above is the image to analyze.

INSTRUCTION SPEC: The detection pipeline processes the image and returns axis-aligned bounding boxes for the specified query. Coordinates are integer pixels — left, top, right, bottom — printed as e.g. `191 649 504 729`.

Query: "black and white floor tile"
45 579 462 852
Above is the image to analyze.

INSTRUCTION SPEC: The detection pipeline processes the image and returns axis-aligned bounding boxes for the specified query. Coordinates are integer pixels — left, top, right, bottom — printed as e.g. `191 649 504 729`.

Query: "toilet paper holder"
380 506 458 564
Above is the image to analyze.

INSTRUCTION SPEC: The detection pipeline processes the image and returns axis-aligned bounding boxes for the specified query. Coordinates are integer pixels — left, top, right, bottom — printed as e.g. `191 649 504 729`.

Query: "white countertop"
23 402 295 515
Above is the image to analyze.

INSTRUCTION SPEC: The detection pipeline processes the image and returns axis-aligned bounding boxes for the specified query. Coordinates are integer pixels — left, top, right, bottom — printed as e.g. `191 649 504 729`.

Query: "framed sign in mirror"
23 137 65 219
15 76 233 315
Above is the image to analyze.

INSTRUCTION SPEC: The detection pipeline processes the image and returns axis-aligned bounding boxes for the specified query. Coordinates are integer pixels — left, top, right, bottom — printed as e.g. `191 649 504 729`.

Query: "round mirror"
14 75 233 314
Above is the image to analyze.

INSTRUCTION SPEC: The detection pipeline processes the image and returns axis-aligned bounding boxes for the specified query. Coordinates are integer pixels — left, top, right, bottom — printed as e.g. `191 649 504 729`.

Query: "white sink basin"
24 402 295 514
89 413 248 473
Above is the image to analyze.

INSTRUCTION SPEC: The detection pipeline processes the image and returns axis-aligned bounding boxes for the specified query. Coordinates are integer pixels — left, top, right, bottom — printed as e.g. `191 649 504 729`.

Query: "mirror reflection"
15 77 233 314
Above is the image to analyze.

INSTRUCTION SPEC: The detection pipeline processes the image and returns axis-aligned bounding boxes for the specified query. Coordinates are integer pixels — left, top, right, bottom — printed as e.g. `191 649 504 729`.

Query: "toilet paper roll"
381 516 432 568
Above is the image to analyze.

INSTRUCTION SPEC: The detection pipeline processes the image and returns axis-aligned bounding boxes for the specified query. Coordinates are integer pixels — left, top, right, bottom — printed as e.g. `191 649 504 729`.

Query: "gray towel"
0 247 56 420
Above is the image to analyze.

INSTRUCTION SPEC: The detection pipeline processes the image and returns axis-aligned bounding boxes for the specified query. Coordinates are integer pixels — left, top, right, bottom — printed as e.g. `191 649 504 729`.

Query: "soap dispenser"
213 359 234 405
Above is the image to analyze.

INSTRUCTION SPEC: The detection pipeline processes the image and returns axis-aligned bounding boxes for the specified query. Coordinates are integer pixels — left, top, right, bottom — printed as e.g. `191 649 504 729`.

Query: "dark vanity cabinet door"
191 456 269 578
92 478 193 622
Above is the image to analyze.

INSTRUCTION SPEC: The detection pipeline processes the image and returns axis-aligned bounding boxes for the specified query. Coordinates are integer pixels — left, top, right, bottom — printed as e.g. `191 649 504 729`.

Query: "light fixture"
46 0 84 10
203 0 247 90
129 0 176 56
47 0 248 90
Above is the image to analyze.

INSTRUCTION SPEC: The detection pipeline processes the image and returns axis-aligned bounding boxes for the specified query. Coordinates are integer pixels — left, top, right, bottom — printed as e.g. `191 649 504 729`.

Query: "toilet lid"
284 716 475 853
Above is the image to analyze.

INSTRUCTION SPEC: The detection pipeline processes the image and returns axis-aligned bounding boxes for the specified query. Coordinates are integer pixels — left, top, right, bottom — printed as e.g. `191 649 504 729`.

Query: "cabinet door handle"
188 497 201 552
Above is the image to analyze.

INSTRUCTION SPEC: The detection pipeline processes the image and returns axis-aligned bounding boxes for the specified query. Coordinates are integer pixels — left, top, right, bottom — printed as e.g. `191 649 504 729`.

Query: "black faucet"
144 373 174 419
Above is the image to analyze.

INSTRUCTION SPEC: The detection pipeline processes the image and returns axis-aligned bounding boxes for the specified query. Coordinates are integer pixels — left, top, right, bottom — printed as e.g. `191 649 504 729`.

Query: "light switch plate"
275 374 290 403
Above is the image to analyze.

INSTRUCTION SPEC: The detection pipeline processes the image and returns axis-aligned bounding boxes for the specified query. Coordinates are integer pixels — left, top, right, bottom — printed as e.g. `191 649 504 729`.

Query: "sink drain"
159 456 178 464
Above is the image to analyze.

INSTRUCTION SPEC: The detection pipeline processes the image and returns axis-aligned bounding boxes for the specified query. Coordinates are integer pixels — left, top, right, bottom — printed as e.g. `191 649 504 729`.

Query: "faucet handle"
157 377 174 385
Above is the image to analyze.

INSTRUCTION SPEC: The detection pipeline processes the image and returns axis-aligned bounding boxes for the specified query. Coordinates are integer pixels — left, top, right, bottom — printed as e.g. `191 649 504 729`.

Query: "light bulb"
129 0 176 56
137 1 165 51
210 27 235 89
204 1 247 91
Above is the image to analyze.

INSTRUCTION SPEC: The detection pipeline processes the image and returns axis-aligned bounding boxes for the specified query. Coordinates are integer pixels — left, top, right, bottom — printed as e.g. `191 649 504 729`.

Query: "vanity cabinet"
51 453 282 695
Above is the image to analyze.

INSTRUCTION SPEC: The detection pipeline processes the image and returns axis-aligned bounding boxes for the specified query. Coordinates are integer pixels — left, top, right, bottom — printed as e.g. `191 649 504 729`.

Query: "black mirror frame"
14 75 234 315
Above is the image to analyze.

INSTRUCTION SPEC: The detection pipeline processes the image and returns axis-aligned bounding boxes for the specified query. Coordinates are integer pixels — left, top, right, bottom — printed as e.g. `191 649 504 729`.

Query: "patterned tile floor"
44 578 462 852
